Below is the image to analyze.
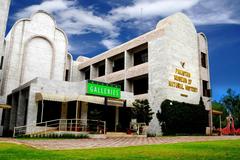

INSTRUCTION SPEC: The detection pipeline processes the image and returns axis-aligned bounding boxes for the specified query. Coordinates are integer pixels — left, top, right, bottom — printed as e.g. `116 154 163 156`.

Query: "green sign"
87 80 121 98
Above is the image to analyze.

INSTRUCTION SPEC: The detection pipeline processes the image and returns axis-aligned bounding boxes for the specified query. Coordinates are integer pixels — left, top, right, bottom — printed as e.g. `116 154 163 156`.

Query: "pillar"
124 50 132 69
115 107 119 132
61 102 67 119
9 93 19 130
90 65 97 79
106 58 113 75
16 91 27 126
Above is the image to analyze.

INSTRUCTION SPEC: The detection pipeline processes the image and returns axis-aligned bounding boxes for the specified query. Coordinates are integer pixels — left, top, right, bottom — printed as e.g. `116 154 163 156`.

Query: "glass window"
113 57 124 72
98 64 105 77
134 49 148 66
201 52 207 68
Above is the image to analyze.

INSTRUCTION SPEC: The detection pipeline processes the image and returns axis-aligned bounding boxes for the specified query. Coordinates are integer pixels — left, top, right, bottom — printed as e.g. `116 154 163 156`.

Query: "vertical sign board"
87 80 121 99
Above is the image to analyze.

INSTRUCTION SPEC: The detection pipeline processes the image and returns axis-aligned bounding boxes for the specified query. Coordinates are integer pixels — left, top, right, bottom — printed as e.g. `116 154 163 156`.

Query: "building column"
61 102 67 119
90 65 97 79
9 93 19 130
124 79 133 92
16 91 27 126
115 107 119 132
106 59 112 75
124 50 132 69
81 102 88 131
0 109 2 127
41 100 44 123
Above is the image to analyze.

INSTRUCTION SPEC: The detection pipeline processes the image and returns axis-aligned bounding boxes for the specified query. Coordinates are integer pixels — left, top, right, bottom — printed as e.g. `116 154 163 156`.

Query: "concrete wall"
1 11 68 96
148 13 200 135
0 0 11 136
1 11 211 136
198 33 211 110
74 12 211 135
19 78 133 127
0 0 10 57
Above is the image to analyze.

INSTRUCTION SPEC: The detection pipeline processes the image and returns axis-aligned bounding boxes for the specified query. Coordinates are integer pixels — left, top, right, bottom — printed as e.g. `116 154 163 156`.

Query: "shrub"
16 133 89 139
157 98 208 135
132 99 154 125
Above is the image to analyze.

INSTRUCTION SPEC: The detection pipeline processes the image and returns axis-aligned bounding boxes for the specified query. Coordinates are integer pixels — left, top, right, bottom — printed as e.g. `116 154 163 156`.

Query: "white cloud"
14 0 118 38
185 0 240 25
109 0 200 21
13 0 240 58
108 0 240 26
101 39 121 49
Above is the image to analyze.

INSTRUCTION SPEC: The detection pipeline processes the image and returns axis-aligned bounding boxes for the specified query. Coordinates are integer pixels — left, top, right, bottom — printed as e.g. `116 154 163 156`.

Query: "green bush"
132 99 154 125
156 98 208 135
16 133 89 139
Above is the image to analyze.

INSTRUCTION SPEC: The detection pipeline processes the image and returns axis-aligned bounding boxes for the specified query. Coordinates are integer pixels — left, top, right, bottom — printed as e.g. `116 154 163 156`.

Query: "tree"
156 98 208 135
132 99 154 125
220 89 240 127
221 89 239 114
212 101 228 128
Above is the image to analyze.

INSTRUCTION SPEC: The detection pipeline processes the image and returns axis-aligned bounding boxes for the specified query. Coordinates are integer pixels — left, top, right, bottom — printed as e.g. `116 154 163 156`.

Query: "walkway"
0 136 240 150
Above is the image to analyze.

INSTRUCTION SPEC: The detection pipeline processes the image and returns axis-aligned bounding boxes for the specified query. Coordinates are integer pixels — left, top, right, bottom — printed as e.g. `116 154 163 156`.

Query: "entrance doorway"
87 103 132 132
118 107 132 132
88 103 117 132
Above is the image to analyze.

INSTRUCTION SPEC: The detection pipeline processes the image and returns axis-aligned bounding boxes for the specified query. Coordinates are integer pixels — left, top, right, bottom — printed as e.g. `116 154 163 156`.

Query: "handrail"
13 118 106 137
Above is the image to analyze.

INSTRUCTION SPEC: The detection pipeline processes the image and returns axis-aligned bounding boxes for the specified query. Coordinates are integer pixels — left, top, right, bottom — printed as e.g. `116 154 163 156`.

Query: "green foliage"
220 88 240 127
132 99 154 125
212 101 228 128
156 98 208 135
16 133 89 139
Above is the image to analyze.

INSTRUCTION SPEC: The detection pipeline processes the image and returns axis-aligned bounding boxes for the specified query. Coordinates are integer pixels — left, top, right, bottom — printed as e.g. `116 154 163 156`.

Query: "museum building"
0 9 211 136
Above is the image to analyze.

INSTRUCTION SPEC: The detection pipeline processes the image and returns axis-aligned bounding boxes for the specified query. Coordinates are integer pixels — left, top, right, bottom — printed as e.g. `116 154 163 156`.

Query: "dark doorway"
37 101 61 123
105 106 116 132
88 103 116 132
67 101 77 119
118 107 132 132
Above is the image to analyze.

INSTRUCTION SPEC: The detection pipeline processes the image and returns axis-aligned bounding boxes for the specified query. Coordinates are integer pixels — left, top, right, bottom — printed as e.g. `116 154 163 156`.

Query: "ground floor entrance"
88 103 132 132
34 100 132 133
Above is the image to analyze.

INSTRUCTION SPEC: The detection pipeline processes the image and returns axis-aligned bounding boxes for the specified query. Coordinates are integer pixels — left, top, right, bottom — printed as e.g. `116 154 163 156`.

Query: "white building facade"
0 11 211 136
0 0 11 136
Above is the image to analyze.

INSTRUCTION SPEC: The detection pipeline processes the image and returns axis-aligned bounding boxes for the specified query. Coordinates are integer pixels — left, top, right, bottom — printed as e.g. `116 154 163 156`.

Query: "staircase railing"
13 119 106 137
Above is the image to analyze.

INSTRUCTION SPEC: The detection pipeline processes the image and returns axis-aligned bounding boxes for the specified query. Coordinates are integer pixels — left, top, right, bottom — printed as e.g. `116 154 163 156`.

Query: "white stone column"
90 65 97 79
61 102 67 119
115 107 119 132
106 58 113 75
124 50 132 70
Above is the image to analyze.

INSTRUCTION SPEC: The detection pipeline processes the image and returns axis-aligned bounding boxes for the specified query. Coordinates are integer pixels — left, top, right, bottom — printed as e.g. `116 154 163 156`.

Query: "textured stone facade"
76 13 211 135
1 11 69 97
0 11 211 136
0 0 11 136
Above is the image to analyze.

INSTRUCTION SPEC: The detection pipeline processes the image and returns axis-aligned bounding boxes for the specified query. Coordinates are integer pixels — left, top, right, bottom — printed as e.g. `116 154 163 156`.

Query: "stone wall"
1 11 68 96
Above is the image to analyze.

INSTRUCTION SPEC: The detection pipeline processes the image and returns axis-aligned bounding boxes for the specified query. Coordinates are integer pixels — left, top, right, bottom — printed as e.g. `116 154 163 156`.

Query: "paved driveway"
0 136 240 150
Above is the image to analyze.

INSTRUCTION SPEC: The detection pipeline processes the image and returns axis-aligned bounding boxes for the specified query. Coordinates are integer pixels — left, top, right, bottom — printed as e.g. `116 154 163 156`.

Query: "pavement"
0 136 240 150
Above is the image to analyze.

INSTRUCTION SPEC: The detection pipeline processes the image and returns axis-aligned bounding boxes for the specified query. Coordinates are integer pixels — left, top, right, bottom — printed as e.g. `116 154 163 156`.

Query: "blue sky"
6 0 240 101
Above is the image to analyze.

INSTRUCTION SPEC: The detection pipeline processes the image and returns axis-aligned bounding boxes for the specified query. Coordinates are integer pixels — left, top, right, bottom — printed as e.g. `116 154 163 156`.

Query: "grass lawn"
0 140 240 160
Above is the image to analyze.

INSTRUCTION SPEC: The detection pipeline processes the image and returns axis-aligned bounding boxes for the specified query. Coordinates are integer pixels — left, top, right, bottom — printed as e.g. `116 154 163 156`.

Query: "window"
134 48 148 66
98 64 105 77
65 69 69 81
201 52 207 68
0 56 4 69
112 56 124 72
133 75 148 95
202 80 210 97
112 80 124 91
84 67 90 80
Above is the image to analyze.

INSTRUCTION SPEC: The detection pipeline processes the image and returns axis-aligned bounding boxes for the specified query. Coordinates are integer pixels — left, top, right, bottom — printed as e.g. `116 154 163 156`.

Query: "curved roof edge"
6 10 69 48
156 12 196 32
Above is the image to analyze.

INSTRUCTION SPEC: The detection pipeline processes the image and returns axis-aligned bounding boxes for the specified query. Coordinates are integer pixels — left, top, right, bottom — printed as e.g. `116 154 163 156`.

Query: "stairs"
106 132 146 138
